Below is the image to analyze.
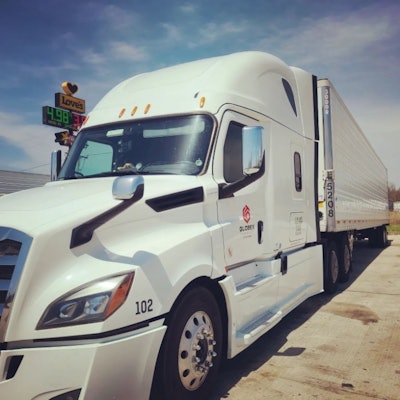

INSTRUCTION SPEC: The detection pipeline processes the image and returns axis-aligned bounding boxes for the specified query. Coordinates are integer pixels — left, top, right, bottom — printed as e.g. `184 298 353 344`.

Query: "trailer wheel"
151 287 223 400
324 241 339 294
338 236 352 282
375 226 388 248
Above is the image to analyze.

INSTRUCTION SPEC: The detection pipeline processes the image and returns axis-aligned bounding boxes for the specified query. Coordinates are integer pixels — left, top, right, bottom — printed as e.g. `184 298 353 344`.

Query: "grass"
388 211 400 235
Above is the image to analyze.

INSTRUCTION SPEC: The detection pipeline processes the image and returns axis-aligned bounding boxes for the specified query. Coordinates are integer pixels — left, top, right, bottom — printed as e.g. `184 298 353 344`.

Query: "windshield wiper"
98 170 142 177
61 170 142 180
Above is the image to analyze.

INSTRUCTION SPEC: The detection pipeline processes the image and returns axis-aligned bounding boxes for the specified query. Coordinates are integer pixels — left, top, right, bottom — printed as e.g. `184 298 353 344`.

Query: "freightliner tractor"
0 52 389 400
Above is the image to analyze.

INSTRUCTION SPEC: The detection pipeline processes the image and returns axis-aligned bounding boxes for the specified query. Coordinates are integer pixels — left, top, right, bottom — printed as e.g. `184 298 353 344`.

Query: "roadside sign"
61 81 78 95
42 106 86 131
55 92 86 114
42 82 86 148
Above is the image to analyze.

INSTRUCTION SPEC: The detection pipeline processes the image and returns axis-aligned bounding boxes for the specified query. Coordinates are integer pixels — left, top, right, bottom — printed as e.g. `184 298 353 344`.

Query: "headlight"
37 273 134 329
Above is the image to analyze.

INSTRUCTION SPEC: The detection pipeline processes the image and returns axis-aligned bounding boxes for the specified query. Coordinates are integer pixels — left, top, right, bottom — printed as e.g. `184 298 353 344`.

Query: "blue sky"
1 0 399 186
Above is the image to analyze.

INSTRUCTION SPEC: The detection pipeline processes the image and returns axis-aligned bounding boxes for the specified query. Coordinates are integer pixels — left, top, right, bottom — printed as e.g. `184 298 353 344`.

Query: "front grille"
0 228 32 342
0 240 21 315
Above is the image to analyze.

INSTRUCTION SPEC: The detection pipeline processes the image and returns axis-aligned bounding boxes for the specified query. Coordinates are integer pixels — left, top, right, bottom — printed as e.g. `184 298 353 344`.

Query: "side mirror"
51 150 62 181
242 126 263 176
219 126 265 199
113 175 145 200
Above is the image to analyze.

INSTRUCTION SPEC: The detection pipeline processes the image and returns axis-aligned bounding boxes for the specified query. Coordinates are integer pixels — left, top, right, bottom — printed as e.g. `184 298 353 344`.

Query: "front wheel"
151 287 223 400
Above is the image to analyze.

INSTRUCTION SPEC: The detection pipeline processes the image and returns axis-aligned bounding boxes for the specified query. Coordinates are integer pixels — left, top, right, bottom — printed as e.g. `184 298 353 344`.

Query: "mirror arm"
70 179 144 248
218 152 265 199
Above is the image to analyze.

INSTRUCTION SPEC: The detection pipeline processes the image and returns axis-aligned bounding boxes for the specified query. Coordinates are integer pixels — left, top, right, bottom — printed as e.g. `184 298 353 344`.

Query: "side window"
294 152 302 192
282 78 297 116
223 122 243 183
76 140 113 176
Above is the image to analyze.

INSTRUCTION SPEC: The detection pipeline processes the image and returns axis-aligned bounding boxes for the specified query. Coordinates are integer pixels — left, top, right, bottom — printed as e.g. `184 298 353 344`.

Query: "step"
236 309 283 346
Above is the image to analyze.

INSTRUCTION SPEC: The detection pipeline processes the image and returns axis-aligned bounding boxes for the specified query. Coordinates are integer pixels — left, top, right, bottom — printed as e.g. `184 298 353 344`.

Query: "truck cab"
0 52 324 400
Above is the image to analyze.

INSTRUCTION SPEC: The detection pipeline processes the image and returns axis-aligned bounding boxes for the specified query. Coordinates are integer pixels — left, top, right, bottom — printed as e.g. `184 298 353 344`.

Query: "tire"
376 226 388 248
338 235 352 283
369 226 388 248
151 287 223 400
324 240 339 294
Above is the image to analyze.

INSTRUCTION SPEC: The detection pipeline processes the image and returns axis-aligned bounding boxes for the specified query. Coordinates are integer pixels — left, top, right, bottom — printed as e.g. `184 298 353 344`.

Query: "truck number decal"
135 299 153 315
326 181 335 218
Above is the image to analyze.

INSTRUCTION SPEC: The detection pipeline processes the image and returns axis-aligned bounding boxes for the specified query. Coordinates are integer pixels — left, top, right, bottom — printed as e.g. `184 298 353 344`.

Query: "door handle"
258 220 263 244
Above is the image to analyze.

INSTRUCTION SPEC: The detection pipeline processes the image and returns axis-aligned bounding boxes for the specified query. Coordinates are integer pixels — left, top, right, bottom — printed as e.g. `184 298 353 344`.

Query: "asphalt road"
211 236 400 400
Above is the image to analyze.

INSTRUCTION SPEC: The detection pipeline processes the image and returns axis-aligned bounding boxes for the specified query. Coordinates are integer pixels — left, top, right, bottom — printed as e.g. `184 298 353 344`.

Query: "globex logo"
242 205 251 223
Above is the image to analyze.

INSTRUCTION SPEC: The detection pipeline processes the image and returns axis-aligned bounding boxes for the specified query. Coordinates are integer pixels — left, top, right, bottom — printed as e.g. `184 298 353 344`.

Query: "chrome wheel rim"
178 311 217 391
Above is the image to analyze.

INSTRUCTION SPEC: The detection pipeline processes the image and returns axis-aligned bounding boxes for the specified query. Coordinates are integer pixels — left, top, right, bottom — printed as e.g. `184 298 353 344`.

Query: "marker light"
199 96 206 108
119 108 126 118
144 104 151 114
131 106 138 116
37 273 134 329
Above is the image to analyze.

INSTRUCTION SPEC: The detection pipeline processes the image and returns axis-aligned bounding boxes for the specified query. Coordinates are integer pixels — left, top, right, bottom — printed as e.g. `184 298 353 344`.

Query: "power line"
19 163 50 172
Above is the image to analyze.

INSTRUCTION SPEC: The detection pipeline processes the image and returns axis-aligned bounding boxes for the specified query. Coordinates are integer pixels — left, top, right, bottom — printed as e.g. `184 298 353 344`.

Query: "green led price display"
42 106 85 131
42 106 70 128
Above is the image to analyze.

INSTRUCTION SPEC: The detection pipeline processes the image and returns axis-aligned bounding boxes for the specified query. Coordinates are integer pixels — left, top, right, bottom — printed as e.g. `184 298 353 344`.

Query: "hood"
0 175 202 236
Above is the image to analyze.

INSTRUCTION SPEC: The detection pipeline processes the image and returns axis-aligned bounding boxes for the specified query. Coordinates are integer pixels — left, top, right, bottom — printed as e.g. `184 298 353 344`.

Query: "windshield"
58 114 214 179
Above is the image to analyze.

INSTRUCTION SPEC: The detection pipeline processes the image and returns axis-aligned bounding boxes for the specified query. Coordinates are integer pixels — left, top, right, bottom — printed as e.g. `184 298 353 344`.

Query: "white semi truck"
0 52 389 400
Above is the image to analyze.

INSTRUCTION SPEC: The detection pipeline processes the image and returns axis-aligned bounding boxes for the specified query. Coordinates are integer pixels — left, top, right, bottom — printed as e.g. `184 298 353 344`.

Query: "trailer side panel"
317 79 389 233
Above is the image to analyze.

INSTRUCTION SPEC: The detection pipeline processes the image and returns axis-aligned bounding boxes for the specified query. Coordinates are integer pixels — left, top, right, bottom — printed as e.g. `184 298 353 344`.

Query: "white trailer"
0 52 389 400
317 79 389 290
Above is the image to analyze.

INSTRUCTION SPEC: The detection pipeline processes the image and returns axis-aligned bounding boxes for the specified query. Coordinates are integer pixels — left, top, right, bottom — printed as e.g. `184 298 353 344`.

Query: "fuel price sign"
42 106 85 131
42 106 70 128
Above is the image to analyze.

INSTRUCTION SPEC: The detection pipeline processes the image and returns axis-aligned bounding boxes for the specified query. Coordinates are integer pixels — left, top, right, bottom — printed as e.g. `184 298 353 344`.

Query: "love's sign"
61 81 79 95
57 81 85 113
55 93 86 114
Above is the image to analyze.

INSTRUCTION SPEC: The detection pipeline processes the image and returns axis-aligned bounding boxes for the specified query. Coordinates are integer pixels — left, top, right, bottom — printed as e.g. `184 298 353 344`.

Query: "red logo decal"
242 205 251 223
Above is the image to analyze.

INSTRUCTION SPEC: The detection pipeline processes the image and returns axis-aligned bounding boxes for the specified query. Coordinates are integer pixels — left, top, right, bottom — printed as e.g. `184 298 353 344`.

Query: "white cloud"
161 23 183 43
95 4 138 30
187 20 250 47
179 4 197 14
82 48 106 66
109 41 149 61
0 111 56 174
261 5 400 67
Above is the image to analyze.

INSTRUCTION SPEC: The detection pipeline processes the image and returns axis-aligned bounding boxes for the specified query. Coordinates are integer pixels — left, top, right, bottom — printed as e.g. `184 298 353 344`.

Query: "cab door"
213 112 279 332
214 112 266 267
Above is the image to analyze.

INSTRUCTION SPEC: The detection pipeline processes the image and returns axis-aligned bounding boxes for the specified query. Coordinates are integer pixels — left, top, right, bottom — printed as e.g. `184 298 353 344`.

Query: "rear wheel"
369 226 388 248
151 287 223 400
324 241 339 294
338 235 352 282
376 226 388 248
